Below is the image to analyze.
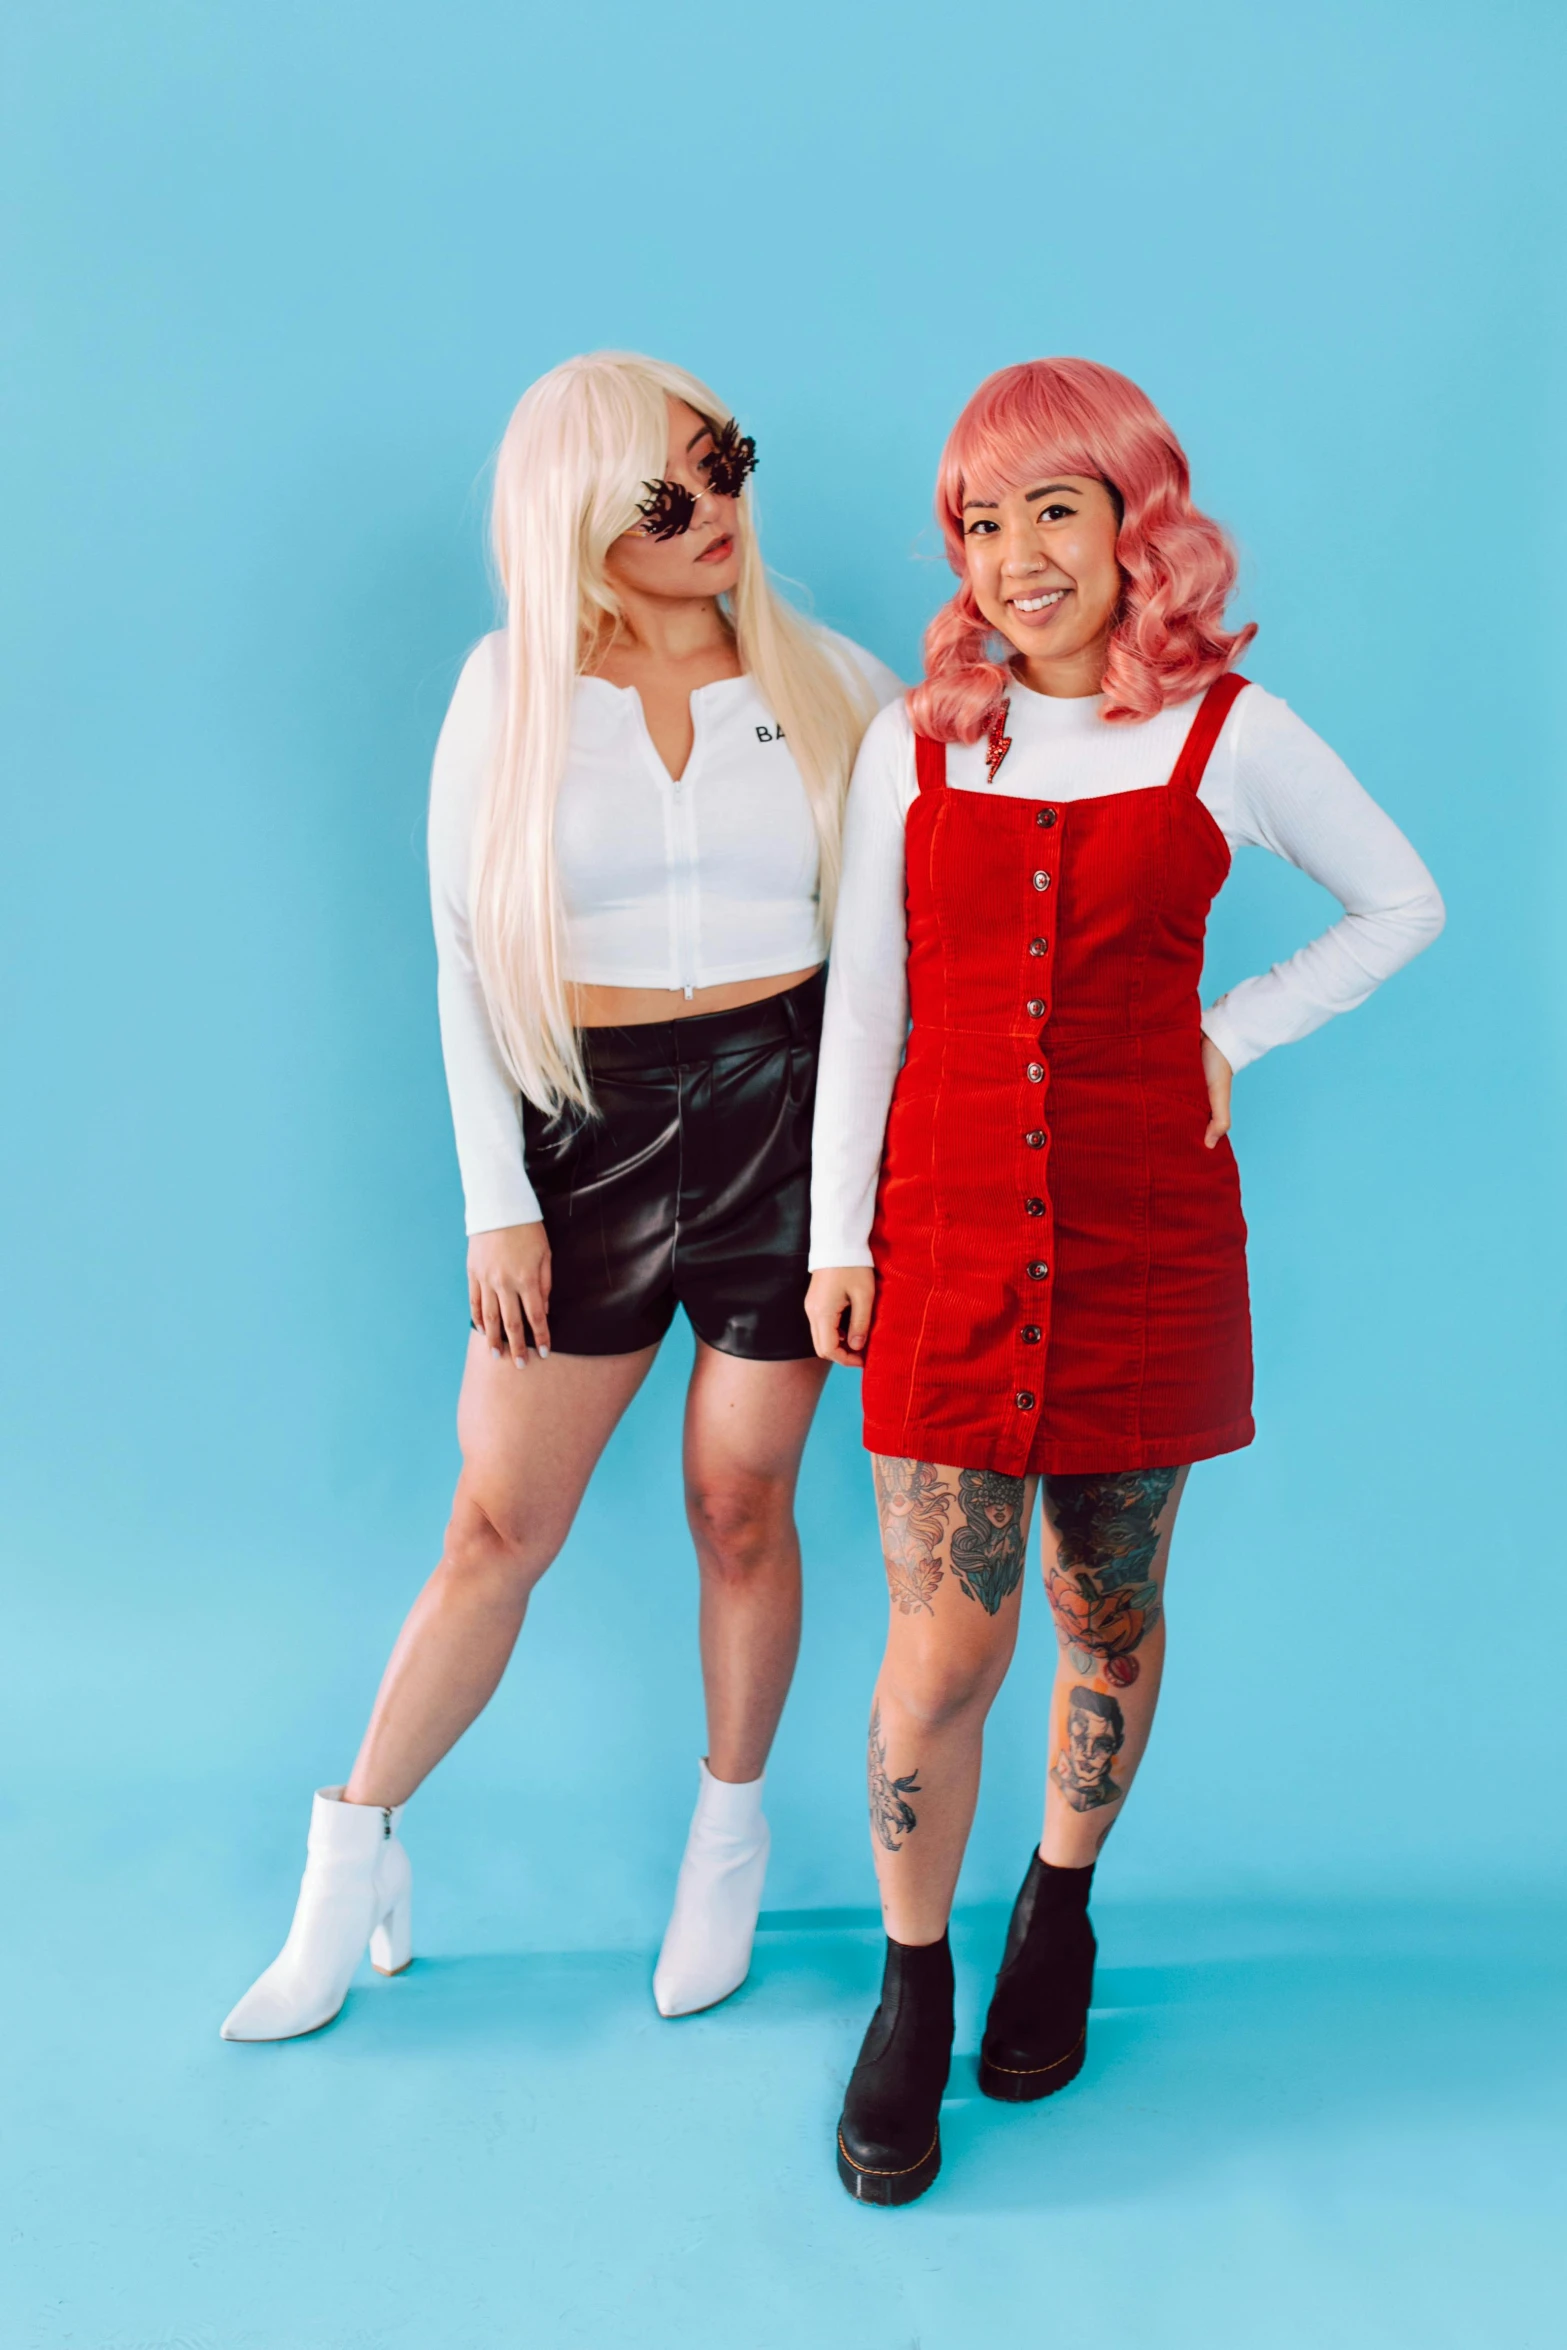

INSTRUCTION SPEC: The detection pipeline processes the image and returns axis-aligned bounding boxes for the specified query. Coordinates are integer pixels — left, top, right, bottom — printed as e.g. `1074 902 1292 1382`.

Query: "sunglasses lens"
636 479 697 539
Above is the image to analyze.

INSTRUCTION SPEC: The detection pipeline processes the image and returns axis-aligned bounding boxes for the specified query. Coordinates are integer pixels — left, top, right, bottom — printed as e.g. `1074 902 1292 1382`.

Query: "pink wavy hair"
909 358 1256 740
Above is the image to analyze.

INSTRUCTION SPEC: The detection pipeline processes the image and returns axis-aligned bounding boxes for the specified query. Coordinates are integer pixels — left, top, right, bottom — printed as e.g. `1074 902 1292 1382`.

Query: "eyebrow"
962 482 1082 510
685 424 715 452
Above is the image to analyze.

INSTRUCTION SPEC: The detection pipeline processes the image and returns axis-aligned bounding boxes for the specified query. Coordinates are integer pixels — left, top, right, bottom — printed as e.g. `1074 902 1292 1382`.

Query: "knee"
686 1474 789 1583
882 1652 1001 1734
439 1494 557 1601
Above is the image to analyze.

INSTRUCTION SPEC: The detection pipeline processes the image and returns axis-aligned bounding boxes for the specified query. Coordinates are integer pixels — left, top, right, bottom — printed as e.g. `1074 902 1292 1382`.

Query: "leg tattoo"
873 1457 953 1617
867 1701 921 1852
1042 1468 1177 1686
950 1469 1029 1615
1050 1685 1126 1811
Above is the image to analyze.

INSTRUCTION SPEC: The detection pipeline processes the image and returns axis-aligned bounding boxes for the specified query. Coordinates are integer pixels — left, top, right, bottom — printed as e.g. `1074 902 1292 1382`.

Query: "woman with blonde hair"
222 352 899 2041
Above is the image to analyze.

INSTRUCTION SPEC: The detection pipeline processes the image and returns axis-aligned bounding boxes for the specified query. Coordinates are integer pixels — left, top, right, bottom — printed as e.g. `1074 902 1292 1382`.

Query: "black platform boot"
836 1933 955 2206
979 1853 1095 2103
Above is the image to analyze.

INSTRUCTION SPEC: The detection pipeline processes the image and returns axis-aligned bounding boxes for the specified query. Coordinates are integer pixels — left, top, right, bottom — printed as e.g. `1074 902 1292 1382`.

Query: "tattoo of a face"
1050 1685 1126 1812
873 1457 953 1616
1042 1468 1178 1684
867 1702 921 1852
950 1468 1029 1615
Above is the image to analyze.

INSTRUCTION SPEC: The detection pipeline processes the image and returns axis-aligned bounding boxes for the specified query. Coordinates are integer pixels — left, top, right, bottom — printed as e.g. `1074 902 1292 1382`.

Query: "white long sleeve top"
809 677 1446 1270
429 628 903 1233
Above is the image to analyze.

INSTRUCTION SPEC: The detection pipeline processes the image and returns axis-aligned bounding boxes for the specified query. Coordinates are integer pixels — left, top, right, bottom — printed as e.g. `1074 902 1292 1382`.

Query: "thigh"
1037 1466 1190 1675
873 1456 1039 1672
682 1339 829 1494
454 1331 660 1552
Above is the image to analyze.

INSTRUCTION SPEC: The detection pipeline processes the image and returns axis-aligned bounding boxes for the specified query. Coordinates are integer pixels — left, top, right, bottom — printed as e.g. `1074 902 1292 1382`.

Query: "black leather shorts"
520 970 825 1360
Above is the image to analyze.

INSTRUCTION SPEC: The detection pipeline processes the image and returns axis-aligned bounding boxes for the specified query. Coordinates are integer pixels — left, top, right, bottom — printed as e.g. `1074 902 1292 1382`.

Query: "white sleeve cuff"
805 1240 876 1274
464 1175 543 1237
1199 1000 1258 1075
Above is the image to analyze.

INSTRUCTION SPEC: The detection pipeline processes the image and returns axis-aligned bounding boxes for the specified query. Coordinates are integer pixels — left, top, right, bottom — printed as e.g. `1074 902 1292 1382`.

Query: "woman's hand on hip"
1201 1034 1234 1149
469 1222 552 1364
806 1267 876 1368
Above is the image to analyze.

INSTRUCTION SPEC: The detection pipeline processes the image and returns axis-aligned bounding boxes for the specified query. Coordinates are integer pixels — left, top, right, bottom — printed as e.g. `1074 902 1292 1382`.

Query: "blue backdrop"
3 0 1563 1965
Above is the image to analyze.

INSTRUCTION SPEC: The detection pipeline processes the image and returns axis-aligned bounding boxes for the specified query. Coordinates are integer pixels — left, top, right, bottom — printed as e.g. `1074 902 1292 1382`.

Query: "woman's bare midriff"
569 966 821 1029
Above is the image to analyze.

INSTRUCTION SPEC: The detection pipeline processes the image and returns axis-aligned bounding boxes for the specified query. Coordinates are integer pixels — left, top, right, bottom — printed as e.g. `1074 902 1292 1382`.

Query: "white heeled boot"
652 1760 769 2018
220 1787 412 2042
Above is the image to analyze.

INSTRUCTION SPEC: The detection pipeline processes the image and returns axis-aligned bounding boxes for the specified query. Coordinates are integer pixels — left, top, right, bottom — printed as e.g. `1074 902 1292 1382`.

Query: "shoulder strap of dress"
1168 673 1249 795
913 732 947 795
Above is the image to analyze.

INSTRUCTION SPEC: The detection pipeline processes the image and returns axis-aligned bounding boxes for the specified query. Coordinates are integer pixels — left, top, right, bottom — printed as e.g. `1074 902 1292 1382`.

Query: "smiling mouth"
1011 587 1069 614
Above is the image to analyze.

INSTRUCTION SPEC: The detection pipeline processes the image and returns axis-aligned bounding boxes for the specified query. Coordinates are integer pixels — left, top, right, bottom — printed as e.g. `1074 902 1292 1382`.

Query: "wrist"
1199 1004 1250 1076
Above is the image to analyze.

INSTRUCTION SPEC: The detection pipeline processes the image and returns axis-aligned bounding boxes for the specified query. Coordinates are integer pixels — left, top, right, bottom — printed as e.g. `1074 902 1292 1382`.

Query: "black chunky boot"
979 1853 1095 2103
836 1933 954 2206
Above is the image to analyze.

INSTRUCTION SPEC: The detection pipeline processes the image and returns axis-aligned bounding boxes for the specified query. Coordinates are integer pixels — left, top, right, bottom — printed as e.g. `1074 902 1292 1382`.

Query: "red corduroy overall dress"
861 675 1255 1478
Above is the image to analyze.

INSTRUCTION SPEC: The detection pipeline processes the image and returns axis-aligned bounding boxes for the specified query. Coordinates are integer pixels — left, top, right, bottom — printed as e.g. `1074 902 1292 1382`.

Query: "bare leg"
344 1336 658 1806
1037 1466 1189 1865
682 1342 829 1783
864 1460 1037 1945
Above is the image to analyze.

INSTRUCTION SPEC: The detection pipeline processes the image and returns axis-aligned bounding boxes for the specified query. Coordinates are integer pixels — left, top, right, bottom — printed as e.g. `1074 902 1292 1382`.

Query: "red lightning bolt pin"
985 700 1013 784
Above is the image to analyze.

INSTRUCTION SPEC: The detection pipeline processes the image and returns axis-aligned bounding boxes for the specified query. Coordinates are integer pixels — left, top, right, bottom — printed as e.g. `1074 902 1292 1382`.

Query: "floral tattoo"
867 1702 921 1852
1042 1468 1176 1687
873 1457 953 1616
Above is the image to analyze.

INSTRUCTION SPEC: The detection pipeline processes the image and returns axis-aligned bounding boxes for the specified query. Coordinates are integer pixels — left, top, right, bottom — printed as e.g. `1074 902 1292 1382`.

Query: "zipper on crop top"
632 687 699 998
673 699 702 997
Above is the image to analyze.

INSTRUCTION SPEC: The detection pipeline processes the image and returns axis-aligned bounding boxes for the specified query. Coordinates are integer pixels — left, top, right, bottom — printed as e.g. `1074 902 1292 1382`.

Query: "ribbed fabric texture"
862 675 1255 1476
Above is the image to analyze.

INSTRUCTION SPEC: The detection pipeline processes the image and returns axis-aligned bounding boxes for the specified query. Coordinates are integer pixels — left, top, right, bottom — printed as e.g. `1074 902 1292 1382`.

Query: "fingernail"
513 1355 526 1369
491 1348 502 1359
538 1345 550 1358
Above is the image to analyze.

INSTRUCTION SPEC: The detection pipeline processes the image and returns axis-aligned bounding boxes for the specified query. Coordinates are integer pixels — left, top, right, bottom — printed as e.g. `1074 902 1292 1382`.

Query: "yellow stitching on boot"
983 2027 1086 2075
837 2129 940 2177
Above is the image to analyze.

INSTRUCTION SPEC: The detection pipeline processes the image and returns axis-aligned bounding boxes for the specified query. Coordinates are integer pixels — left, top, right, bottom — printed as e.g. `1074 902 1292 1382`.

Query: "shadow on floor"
8 1884 1565 2349
222 1897 1567 2225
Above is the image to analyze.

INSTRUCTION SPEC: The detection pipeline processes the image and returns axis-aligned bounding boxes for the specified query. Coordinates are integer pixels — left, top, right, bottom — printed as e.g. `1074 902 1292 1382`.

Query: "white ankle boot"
220 1787 412 2042
652 1760 769 2018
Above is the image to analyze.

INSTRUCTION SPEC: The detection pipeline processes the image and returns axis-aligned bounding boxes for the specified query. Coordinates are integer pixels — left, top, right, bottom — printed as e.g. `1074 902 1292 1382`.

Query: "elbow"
1381 879 1446 963
1415 883 1447 952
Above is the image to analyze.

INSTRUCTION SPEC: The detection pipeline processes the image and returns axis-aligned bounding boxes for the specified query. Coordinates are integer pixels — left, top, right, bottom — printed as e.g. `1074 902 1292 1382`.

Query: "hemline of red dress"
859 1406 1256 1480
860 674 1258 1482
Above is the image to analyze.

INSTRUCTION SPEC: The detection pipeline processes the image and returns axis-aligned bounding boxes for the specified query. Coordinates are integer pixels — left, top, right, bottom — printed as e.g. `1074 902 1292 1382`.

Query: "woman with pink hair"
806 358 1444 2204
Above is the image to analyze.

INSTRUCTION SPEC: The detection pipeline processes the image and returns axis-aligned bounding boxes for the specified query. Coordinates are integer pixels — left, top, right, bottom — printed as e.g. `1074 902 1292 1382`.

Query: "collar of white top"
1001 677 1108 734
576 673 757 706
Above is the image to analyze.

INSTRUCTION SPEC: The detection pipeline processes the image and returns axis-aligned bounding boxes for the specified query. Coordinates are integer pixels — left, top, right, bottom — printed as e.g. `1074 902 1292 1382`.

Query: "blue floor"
7 1795 1563 2350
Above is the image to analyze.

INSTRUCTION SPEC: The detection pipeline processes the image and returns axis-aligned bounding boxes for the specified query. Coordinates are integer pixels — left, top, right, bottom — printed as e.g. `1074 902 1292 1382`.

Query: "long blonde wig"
472 350 877 1115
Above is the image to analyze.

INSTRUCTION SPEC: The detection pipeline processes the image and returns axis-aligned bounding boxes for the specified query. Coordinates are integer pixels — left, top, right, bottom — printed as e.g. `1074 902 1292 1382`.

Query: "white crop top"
429 626 903 1232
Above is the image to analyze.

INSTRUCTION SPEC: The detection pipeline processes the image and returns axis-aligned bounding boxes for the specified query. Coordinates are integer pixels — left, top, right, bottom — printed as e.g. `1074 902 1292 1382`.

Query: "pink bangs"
908 358 1256 740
